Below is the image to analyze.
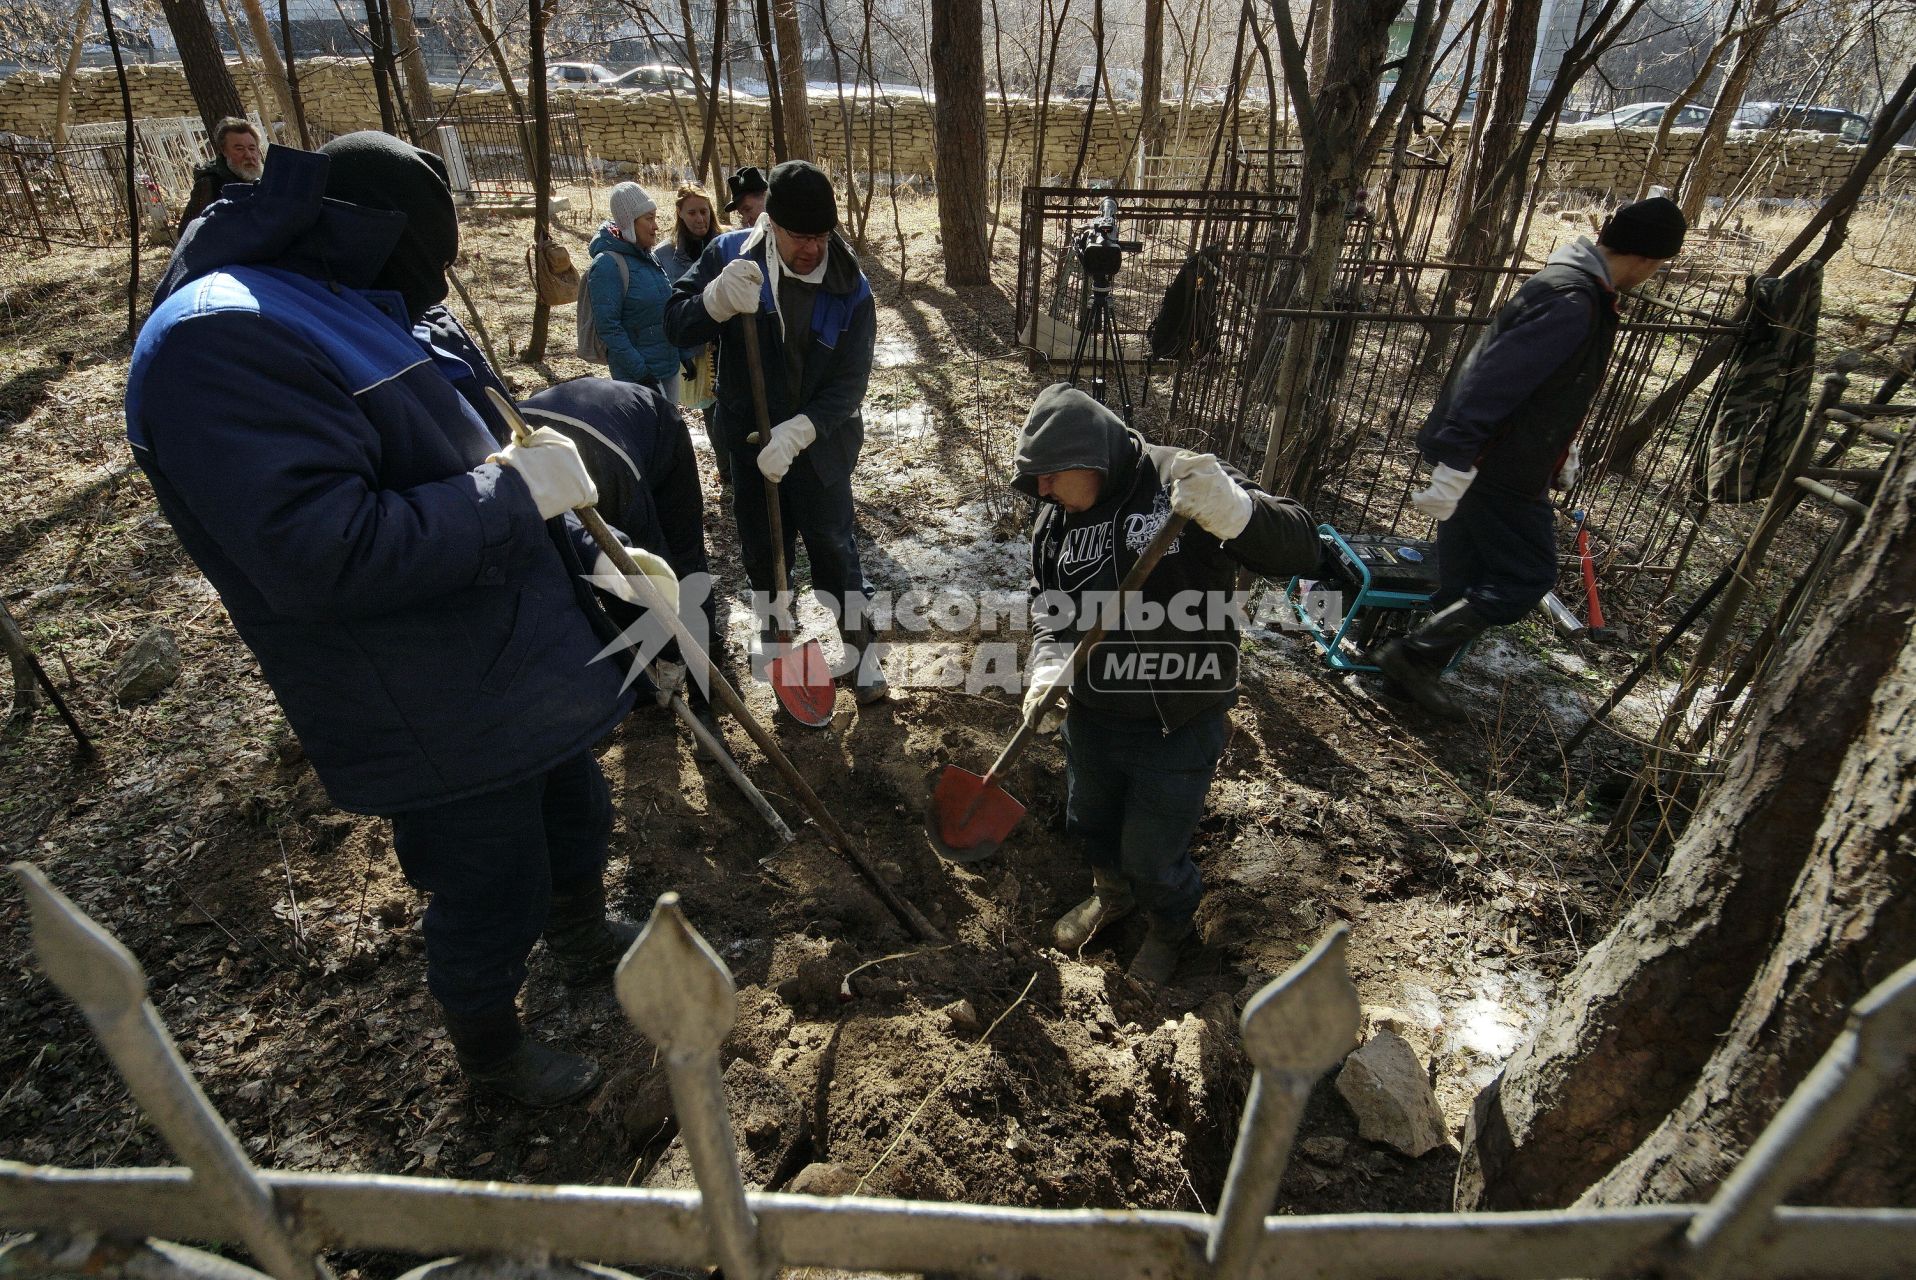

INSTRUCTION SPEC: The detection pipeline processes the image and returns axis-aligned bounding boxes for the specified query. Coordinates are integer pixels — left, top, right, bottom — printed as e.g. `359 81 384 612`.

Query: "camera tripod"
1066 270 1135 426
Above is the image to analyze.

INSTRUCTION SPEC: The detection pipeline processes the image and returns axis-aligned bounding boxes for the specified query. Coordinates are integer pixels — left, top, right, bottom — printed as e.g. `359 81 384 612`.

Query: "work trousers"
1061 703 1230 925
728 447 872 650
1433 485 1558 626
390 751 613 1016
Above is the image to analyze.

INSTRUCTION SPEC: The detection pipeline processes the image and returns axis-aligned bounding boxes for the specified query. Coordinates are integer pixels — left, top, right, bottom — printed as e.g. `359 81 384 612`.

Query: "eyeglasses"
775 225 832 249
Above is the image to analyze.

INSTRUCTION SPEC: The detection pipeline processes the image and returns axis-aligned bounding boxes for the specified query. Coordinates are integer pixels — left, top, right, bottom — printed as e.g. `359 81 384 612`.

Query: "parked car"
1561 101 1710 133
610 63 699 96
547 62 619 90
1732 101 1870 143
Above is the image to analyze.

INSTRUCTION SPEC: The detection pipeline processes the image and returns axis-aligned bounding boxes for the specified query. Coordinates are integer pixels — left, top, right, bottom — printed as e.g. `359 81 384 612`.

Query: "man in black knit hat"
1377 194 1687 719
130 133 671 1108
666 159 887 705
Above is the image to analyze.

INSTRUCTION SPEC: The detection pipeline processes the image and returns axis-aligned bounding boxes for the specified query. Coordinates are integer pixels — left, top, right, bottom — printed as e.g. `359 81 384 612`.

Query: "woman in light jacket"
654 182 723 476
587 181 695 401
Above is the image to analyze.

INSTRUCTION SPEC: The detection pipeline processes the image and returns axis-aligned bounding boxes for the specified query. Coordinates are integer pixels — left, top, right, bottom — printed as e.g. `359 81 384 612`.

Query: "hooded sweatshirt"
1417 236 1619 498
1018 384 1323 731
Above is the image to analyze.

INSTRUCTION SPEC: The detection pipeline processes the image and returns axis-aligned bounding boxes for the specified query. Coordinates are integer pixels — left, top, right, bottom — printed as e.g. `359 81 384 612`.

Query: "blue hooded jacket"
587 224 696 385
126 147 635 815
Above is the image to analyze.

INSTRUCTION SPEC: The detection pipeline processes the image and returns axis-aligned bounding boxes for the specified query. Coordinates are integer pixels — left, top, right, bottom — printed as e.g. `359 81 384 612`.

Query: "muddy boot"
445 1005 602 1107
1375 600 1490 721
1126 915 1194 985
837 621 890 706
543 882 641 985
1051 870 1135 951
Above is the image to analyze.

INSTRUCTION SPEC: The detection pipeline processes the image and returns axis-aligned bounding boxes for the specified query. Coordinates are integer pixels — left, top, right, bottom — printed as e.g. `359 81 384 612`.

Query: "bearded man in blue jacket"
126 133 666 1108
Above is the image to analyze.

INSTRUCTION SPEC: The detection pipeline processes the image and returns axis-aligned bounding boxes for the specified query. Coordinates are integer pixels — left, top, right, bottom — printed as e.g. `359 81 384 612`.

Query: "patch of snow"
872 337 919 368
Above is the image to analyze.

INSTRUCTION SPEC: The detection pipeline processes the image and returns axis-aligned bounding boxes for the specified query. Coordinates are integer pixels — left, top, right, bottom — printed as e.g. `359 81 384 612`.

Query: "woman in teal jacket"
588 181 695 400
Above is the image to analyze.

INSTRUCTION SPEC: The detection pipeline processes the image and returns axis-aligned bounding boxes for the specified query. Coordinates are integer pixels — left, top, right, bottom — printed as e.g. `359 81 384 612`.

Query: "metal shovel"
738 318 835 727
927 514 1190 863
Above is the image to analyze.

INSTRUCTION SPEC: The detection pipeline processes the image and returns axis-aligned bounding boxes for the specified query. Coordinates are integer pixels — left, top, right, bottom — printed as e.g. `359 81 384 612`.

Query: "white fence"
3 860 1914 1280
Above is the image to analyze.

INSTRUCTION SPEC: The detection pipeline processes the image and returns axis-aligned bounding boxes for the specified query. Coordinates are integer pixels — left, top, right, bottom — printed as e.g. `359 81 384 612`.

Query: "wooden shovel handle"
737 314 796 640
982 513 1191 785
484 389 942 942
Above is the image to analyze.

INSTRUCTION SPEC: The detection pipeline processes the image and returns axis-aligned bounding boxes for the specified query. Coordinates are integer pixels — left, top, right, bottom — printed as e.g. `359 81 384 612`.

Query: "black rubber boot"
543 882 641 985
1127 915 1194 985
444 1005 602 1107
1375 600 1491 721
840 622 891 706
1051 870 1135 951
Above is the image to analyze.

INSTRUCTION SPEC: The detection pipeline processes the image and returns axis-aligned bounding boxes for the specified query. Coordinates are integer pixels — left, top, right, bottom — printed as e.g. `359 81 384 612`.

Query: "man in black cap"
129 132 672 1108
666 158 886 704
724 165 769 227
1378 194 1687 718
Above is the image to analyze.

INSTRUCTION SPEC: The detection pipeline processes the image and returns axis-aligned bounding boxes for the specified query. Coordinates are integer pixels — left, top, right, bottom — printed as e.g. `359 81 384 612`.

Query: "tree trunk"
1065 0 1104 189
1446 0 1540 270
277 0 310 147
1456 381 1916 1211
236 0 298 136
697 0 730 205
387 0 440 143
1139 0 1163 158
361 0 400 135
456 0 530 171
53 0 96 149
1680 0 1778 226
773 0 813 161
753 0 788 159
101 0 140 339
158 0 249 136
211 0 273 125
524 0 553 361
931 0 988 285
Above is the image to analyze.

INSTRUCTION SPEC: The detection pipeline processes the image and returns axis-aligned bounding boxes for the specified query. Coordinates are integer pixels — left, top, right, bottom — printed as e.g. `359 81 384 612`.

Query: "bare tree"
100 0 140 339
158 0 249 135
388 0 441 142
235 0 299 136
1253 0 1438 493
1680 0 1783 225
52 0 96 149
524 0 555 361
774 0 814 159
932 0 988 284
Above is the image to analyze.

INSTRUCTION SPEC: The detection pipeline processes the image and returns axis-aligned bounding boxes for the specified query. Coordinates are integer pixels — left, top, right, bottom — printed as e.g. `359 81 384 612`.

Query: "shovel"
927 513 1190 863
738 317 836 727
486 388 942 943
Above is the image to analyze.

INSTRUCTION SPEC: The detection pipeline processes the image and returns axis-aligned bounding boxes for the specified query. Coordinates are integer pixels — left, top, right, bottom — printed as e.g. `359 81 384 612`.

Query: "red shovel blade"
926 765 1026 863
768 640 836 726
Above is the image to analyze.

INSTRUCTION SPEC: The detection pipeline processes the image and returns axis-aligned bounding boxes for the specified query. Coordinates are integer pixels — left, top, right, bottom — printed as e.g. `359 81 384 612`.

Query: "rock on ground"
1336 1029 1454 1157
113 626 180 705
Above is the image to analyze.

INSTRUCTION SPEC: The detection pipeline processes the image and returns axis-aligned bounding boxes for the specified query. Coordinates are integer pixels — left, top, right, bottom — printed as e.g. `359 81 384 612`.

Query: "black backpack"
1149 247 1225 360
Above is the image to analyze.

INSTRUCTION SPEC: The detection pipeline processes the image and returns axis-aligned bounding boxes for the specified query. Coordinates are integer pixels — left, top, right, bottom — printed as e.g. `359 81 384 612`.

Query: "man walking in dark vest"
1378 195 1687 718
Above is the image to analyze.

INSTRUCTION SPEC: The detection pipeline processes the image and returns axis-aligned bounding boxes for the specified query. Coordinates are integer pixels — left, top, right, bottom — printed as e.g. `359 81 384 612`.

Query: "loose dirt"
1 191 1703 1273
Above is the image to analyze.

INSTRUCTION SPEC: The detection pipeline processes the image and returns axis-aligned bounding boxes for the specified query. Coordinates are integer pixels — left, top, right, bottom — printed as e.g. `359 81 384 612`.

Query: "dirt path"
0 199 1651 1268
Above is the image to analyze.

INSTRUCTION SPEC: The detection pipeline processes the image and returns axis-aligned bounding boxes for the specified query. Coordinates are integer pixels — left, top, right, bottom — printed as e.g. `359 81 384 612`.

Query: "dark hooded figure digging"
1015 384 1324 984
124 134 672 1110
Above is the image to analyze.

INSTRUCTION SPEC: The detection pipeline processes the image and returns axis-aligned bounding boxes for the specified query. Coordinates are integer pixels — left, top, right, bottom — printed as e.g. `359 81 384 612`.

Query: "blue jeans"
390 751 613 1016
1061 704 1229 924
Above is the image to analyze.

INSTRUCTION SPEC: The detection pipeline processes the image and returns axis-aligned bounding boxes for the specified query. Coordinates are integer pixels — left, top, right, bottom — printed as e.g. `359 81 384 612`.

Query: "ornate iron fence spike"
615 891 736 1055
614 893 765 1280
1679 957 1916 1280
8 863 331 1280
1207 924 1361 1280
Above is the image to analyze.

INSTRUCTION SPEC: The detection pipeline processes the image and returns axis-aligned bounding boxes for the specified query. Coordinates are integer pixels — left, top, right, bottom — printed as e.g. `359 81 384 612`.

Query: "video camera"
1072 197 1143 287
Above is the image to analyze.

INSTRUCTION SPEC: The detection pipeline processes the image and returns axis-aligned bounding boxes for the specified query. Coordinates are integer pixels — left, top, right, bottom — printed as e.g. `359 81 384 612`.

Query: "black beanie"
319 131 459 319
1599 195 1687 259
765 160 837 235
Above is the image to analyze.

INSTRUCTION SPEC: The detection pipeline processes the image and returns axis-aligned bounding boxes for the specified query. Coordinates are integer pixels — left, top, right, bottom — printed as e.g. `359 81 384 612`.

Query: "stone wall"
5 61 1910 201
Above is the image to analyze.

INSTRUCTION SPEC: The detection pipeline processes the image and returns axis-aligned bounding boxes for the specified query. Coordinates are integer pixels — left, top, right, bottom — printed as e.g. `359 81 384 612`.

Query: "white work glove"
589 547 680 613
491 427 597 520
702 258 763 322
1022 643 1070 735
1555 441 1581 491
1410 462 1477 523
1164 450 1255 541
756 413 816 481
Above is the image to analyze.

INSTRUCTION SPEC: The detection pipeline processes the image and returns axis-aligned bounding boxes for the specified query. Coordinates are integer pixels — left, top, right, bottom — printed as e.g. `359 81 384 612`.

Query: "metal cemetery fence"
5 861 1916 1280
435 109 591 205
0 137 146 248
